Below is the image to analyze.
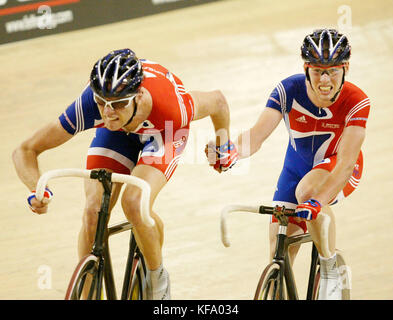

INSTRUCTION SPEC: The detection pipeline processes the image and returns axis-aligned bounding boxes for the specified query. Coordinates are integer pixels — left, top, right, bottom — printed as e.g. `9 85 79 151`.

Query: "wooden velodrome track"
1 0 392 300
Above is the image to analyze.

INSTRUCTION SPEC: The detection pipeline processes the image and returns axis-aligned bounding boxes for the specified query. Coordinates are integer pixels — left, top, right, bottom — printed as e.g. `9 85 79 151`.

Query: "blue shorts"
86 127 189 180
272 145 363 232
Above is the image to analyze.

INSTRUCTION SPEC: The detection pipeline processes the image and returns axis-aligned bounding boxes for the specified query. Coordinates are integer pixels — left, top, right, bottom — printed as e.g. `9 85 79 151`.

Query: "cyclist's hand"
27 188 53 214
295 199 322 221
205 140 238 173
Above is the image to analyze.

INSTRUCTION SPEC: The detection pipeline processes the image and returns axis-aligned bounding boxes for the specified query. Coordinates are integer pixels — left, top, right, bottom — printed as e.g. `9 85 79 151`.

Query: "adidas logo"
296 115 307 123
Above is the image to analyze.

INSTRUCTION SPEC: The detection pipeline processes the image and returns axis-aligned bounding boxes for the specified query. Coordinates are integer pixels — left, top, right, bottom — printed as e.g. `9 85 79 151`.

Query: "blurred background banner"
0 0 220 45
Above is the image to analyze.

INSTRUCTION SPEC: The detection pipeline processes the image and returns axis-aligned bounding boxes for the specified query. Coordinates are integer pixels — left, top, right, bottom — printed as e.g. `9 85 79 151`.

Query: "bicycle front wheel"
254 263 284 300
312 251 351 300
65 254 101 300
337 251 351 300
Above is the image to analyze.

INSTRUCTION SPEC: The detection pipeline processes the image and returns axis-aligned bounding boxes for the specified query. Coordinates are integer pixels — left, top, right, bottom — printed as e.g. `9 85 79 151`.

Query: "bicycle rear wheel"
254 263 284 300
337 251 350 300
65 254 101 300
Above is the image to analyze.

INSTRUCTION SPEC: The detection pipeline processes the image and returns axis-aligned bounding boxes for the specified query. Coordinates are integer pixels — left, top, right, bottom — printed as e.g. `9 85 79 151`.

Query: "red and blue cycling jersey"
58 60 195 180
266 74 369 168
267 74 370 231
59 59 194 136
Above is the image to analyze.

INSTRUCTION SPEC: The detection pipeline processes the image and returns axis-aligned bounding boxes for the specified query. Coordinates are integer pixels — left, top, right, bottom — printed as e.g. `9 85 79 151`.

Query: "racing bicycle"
220 204 351 300
35 168 154 300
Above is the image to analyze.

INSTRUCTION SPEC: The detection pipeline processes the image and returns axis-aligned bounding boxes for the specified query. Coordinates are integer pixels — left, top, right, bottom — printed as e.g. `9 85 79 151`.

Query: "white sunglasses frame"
93 93 137 111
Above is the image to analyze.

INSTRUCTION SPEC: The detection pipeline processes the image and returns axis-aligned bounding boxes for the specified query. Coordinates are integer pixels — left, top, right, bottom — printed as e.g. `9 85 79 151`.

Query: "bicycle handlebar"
35 168 154 227
220 204 260 248
220 204 296 247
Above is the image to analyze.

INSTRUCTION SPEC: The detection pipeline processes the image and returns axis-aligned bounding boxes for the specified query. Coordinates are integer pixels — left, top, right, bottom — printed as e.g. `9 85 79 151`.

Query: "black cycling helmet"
301 29 351 66
90 49 143 98
301 29 351 102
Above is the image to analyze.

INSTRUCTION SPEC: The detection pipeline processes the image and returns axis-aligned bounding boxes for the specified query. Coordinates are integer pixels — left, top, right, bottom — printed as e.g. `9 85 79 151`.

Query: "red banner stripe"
0 0 80 16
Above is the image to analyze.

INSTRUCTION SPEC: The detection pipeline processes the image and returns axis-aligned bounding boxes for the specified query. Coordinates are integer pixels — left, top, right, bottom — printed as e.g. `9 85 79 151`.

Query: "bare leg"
121 165 167 270
295 168 333 258
120 164 170 300
77 172 122 299
296 169 341 299
306 206 336 258
78 176 122 259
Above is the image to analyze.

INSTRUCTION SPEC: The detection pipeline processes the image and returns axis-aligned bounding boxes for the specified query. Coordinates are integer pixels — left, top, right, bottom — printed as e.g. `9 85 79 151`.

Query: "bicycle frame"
90 170 115 299
82 170 146 300
272 223 318 300
220 204 320 300
91 218 144 300
35 168 152 300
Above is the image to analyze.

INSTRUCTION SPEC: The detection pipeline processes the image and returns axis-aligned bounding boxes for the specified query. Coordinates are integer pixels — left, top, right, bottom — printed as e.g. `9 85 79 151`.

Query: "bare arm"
189 90 230 146
314 125 366 206
12 119 73 192
236 107 282 159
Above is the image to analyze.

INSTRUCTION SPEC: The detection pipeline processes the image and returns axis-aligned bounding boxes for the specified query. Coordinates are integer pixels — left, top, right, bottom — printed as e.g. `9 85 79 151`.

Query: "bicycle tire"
65 254 101 300
127 257 146 300
312 251 351 300
311 264 321 300
254 263 284 300
336 251 350 300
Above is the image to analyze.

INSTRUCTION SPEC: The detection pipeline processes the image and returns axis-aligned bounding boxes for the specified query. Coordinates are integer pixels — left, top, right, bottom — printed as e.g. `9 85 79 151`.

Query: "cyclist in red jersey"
13 49 238 300
233 29 370 299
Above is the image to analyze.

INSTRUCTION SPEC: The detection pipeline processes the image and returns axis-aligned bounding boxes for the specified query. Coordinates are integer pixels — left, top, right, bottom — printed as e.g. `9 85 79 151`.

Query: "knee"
81 200 101 240
121 189 143 226
83 201 100 227
295 184 314 204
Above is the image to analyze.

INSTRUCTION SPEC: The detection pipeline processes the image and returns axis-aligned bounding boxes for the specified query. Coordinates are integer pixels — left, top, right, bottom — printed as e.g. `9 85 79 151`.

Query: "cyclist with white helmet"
13 48 238 300
234 29 370 300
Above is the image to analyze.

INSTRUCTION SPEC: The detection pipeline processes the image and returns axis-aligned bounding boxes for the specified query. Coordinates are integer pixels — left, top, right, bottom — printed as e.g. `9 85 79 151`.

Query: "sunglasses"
305 64 345 76
93 93 137 111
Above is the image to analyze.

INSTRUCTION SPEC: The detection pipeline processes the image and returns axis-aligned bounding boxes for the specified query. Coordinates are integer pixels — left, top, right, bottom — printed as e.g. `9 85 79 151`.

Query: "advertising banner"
0 0 220 45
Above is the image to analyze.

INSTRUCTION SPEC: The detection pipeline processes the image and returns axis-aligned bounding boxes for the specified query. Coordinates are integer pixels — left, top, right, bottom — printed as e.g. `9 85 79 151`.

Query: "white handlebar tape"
220 204 260 247
35 169 154 227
